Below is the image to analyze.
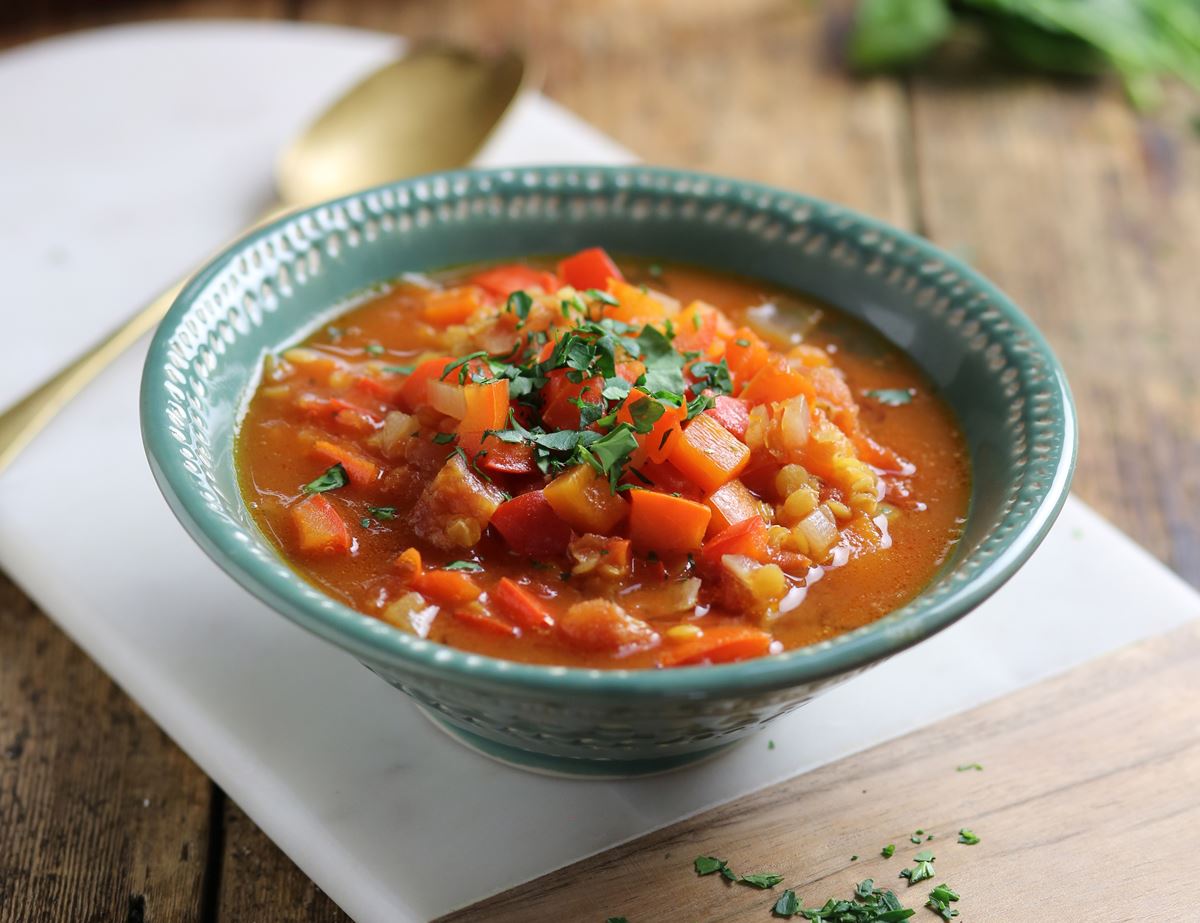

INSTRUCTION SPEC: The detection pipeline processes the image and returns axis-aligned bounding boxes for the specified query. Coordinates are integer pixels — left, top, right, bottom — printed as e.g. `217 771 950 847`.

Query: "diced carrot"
557 247 623 291
422 286 482 326
788 343 834 368
628 489 712 554
616 390 687 465
393 547 423 583
657 625 774 667
704 395 750 440
739 356 813 406
311 440 379 486
414 569 482 606
543 464 629 534
399 355 456 410
490 577 555 631
704 479 764 535
453 608 520 638
604 279 668 324
724 327 771 386
541 369 603 430
667 413 751 493
291 495 351 555
470 265 560 299
458 380 510 434
490 490 574 557
700 516 770 569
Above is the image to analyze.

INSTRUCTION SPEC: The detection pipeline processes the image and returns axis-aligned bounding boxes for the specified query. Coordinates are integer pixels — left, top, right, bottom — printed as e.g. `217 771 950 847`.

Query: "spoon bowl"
278 46 525 205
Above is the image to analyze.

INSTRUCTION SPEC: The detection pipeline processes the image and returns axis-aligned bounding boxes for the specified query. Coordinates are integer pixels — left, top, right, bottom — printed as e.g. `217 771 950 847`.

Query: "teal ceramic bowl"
141 165 1076 777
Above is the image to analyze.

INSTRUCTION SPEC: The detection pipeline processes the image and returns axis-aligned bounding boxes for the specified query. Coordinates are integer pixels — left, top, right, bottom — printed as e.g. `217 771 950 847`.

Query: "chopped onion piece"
374 411 419 459
427 379 467 418
779 394 809 453
796 506 839 561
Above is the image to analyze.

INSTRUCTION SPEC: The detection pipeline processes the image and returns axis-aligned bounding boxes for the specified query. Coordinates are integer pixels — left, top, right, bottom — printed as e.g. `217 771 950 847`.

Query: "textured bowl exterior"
141 165 1076 773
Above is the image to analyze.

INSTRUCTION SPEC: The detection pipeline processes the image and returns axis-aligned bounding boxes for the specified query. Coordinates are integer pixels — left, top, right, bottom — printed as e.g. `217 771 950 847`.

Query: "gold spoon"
0 44 526 476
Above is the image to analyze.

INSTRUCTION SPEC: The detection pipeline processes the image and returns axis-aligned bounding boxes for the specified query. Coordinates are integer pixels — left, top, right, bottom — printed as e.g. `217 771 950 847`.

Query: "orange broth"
236 254 970 669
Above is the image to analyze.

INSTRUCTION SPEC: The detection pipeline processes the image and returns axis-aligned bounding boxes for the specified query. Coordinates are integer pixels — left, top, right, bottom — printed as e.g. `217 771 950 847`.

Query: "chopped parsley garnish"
585 288 619 306
364 343 385 355
694 856 727 876
367 506 397 520
926 883 960 920
864 388 914 407
301 464 347 494
899 850 935 886
359 518 371 528
443 560 483 573
505 289 534 322
740 872 784 889
881 844 896 859
956 763 983 772
382 364 414 375
768 739 776 750
850 855 859 862
957 828 980 846
734 337 751 347
773 889 801 917
432 432 458 445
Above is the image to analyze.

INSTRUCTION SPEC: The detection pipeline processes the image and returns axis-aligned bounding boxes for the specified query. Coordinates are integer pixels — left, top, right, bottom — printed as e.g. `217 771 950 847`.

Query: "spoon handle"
0 205 289 476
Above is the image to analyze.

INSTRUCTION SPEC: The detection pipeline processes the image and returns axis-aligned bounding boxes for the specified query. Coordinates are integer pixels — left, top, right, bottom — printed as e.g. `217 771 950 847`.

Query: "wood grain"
441 619 1200 921
0 575 213 923
216 801 349 923
910 75 1200 585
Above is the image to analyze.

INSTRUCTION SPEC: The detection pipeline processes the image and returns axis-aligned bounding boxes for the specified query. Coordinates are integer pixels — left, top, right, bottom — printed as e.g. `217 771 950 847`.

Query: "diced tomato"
472 438 536 475
399 355 456 411
490 577 555 631
700 516 770 569
672 302 721 353
541 369 603 431
490 490 574 557
291 495 350 555
704 395 750 440
470 264 560 299
557 247 623 291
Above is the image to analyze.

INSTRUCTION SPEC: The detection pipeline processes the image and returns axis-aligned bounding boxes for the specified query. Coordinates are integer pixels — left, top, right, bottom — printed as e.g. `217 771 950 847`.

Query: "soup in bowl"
142 166 1074 776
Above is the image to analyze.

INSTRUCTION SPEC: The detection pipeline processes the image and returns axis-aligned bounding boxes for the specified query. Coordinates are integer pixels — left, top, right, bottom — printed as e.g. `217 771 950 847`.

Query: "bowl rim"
141 164 1077 698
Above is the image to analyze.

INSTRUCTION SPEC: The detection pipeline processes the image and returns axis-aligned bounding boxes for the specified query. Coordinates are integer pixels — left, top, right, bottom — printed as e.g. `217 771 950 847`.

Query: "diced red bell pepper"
556 247 623 291
704 395 750 440
470 264 560 299
490 490 574 557
700 516 770 570
540 368 603 431
291 495 350 555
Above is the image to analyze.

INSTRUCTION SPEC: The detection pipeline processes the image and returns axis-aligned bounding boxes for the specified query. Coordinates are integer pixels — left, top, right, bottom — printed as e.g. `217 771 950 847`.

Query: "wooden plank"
909 76 1200 586
0 574 213 923
295 0 913 226
441 618 1200 921
216 801 349 922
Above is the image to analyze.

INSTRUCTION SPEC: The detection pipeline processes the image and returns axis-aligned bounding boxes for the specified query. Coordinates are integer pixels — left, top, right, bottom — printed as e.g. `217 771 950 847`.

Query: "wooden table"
2 2 1198 920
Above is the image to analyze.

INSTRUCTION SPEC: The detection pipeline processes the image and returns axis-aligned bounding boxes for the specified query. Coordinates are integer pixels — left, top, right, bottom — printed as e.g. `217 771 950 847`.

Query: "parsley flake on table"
301 463 347 494
604 917 629 923
926 883 961 920
694 855 728 876
956 763 983 772
899 850 935 886
881 844 896 859
957 828 980 845
740 872 784 889
773 889 801 917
